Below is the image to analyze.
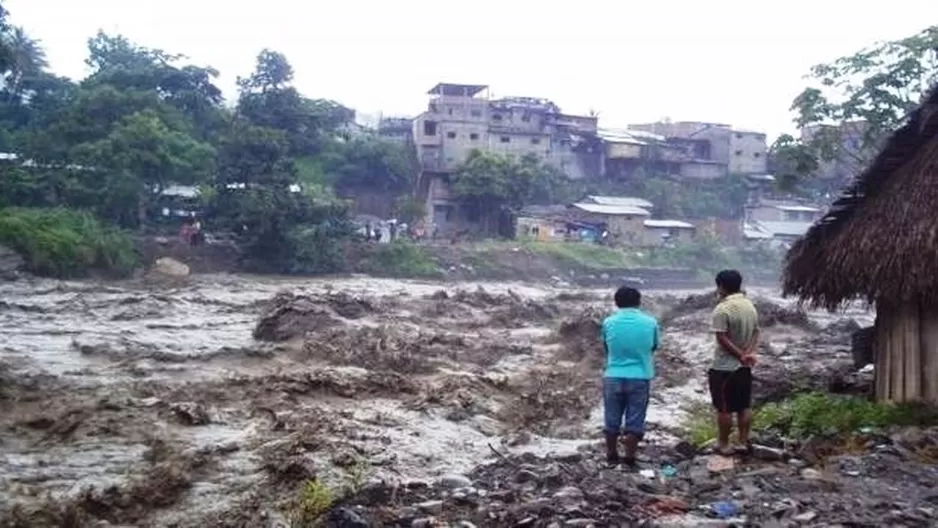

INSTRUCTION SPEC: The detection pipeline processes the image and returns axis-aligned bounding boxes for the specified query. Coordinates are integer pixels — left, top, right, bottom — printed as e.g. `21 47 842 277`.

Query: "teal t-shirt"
601 308 659 380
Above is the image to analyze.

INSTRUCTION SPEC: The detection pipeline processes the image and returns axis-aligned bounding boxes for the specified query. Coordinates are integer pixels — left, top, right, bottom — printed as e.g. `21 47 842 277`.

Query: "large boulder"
0 245 24 280
151 257 190 278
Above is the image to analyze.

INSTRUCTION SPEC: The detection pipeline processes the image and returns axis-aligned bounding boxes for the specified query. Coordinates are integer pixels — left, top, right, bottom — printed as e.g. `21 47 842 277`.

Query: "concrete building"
800 120 873 183
377 117 414 144
626 121 769 178
743 199 822 245
568 202 651 245
415 82 603 234
642 219 696 246
729 129 769 174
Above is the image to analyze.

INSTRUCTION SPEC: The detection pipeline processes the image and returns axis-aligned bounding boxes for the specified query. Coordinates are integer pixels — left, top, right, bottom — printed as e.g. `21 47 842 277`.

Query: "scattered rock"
751 444 787 462
800 468 823 480
439 474 472 489
151 257 190 278
324 507 369 528
169 402 210 426
0 244 24 280
416 500 445 515
706 455 735 473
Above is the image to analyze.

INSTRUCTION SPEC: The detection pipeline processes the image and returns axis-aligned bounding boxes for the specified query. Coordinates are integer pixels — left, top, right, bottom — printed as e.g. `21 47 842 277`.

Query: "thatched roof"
783 85 938 310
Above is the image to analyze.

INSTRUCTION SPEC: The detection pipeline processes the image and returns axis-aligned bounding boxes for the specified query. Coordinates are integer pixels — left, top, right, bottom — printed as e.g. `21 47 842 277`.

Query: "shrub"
681 392 938 446
291 479 334 527
358 241 442 278
0 207 137 278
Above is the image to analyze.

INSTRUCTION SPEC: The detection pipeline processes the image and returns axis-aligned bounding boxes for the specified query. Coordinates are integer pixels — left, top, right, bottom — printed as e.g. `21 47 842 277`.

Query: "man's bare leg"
737 408 752 451
716 411 733 454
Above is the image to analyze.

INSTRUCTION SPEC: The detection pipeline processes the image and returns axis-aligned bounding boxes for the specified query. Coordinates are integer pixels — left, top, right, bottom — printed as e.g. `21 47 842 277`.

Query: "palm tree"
2 26 48 101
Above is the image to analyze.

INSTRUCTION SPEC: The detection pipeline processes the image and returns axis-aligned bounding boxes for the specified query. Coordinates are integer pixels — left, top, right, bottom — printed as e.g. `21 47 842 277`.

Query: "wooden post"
874 302 938 403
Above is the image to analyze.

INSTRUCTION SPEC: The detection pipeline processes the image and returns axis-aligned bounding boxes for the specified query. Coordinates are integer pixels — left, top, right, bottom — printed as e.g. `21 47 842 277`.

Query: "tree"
237 49 293 93
236 49 352 157
84 31 224 140
768 134 820 191
72 109 216 225
326 137 416 195
790 26 938 182
451 150 568 235
2 26 48 101
0 3 14 73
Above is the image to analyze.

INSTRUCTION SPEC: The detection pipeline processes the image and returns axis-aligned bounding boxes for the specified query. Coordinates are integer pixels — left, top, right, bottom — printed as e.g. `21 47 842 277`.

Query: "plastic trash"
639 469 656 479
660 464 678 478
711 501 739 519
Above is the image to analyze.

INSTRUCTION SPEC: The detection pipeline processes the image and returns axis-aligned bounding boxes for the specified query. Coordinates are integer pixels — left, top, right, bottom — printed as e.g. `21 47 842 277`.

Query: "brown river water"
0 273 872 526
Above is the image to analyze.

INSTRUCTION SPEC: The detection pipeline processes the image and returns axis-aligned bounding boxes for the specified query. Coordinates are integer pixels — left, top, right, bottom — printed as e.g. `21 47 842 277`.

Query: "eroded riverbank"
0 273 895 526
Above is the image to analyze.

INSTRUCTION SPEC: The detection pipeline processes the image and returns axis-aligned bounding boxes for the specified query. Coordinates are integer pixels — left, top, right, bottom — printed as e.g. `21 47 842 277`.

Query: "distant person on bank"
709 269 760 455
601 286 660 467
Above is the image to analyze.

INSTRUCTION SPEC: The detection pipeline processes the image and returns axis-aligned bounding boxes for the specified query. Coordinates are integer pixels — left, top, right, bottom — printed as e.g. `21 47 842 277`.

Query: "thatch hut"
783 85 938 403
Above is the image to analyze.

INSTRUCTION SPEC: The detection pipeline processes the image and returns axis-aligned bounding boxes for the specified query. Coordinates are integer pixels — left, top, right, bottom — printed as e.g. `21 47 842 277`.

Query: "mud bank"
0 274 874 526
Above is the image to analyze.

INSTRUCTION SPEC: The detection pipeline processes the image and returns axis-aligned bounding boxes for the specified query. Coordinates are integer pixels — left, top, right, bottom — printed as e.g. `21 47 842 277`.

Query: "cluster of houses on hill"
360 82 837 241
514 194 823 249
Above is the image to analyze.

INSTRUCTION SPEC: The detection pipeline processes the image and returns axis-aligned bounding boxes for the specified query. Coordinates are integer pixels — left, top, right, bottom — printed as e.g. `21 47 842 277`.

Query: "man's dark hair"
614 286 641 308
715 269 743 293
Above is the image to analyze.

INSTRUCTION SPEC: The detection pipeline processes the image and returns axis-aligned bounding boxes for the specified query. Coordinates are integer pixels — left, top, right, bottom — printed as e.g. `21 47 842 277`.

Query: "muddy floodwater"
0 274 872 526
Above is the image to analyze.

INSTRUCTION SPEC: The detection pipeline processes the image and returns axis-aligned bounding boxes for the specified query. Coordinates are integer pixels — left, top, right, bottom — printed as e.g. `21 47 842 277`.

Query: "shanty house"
642 219 696 246
783 85 938 403
569 202 650 244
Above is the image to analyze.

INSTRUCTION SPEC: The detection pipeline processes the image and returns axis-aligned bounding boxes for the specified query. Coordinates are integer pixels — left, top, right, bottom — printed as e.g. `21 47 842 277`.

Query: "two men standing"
600 270 759 466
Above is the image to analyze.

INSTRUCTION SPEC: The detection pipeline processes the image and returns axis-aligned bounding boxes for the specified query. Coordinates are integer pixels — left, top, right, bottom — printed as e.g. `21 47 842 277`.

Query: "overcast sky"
6 0 938 140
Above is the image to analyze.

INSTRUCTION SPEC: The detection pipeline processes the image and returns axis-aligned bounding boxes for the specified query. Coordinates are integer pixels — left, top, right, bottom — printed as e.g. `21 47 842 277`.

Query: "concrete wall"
606 143 643 159
571 213 645 245
680 161 727 180
641 227 695 246
629 121 732 164
746 205 820 223
729 131 768 174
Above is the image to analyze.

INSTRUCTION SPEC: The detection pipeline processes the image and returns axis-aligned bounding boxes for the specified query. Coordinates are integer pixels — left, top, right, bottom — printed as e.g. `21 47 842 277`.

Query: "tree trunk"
874 301 938 403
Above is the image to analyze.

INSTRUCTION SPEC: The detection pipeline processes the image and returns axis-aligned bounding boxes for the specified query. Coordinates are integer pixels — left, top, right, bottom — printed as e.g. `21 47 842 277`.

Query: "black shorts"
708 368 752 413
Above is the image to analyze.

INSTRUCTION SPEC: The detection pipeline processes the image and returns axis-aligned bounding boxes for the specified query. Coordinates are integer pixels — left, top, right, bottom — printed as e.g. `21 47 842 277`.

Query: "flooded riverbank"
0 273 873 525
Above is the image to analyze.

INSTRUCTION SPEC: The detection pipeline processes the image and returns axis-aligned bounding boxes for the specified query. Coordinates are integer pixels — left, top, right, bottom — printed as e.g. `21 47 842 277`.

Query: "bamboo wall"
874 302 938 403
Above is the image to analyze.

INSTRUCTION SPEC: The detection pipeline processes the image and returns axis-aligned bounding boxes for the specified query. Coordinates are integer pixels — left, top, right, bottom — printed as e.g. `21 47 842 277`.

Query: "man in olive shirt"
709 269 760 455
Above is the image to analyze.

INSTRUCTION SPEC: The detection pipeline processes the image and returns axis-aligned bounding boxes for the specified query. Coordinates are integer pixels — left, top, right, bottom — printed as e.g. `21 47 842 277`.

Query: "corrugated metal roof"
775 204 820 212
742 222 773 239
572 203 651 216
644 219 695 229
586 195 654 209
161 185 200 198
758 221 814 237
596 128 665 145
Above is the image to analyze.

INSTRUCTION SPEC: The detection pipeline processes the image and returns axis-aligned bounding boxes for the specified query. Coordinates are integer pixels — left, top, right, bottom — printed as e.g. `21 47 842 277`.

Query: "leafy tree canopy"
789 26 938 183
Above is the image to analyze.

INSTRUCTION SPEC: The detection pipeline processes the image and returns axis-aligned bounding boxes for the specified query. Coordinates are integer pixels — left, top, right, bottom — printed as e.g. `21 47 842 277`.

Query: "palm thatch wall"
783 85 938 310
783 84 938 403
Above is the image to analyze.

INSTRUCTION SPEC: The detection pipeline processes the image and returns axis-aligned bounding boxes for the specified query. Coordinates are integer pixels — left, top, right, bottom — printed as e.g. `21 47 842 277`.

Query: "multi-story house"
800 120 873 183
413 83 602 234
625 121 768 179
729 129 769 175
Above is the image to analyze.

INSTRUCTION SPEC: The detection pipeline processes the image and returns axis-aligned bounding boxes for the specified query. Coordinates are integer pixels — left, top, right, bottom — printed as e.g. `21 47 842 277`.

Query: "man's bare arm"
715 332 746 361
743 329 760 355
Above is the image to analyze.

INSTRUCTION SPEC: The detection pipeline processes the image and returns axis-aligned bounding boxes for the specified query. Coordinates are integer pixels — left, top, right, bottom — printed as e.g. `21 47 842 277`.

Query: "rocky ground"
1 272 926 527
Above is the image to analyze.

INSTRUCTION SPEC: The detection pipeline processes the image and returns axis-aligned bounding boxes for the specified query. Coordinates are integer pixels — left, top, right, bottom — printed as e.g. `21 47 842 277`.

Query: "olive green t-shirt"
710 293 759 371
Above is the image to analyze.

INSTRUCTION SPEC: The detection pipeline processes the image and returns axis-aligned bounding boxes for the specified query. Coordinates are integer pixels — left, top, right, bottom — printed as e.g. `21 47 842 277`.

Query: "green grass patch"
681 392 938 446
290 479 334 526
0 207 138 278
358 241 443 279
477 240 633 270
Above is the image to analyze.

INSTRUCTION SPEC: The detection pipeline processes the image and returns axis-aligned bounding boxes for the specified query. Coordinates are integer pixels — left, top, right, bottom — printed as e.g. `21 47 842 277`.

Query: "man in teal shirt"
601 286 659 467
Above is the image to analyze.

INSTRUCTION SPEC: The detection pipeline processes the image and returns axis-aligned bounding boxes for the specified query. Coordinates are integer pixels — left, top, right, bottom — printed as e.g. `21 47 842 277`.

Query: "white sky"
6 0 938 140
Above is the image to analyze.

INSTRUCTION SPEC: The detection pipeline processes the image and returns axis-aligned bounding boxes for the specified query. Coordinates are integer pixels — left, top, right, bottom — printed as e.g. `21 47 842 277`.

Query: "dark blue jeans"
603 377 651 438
